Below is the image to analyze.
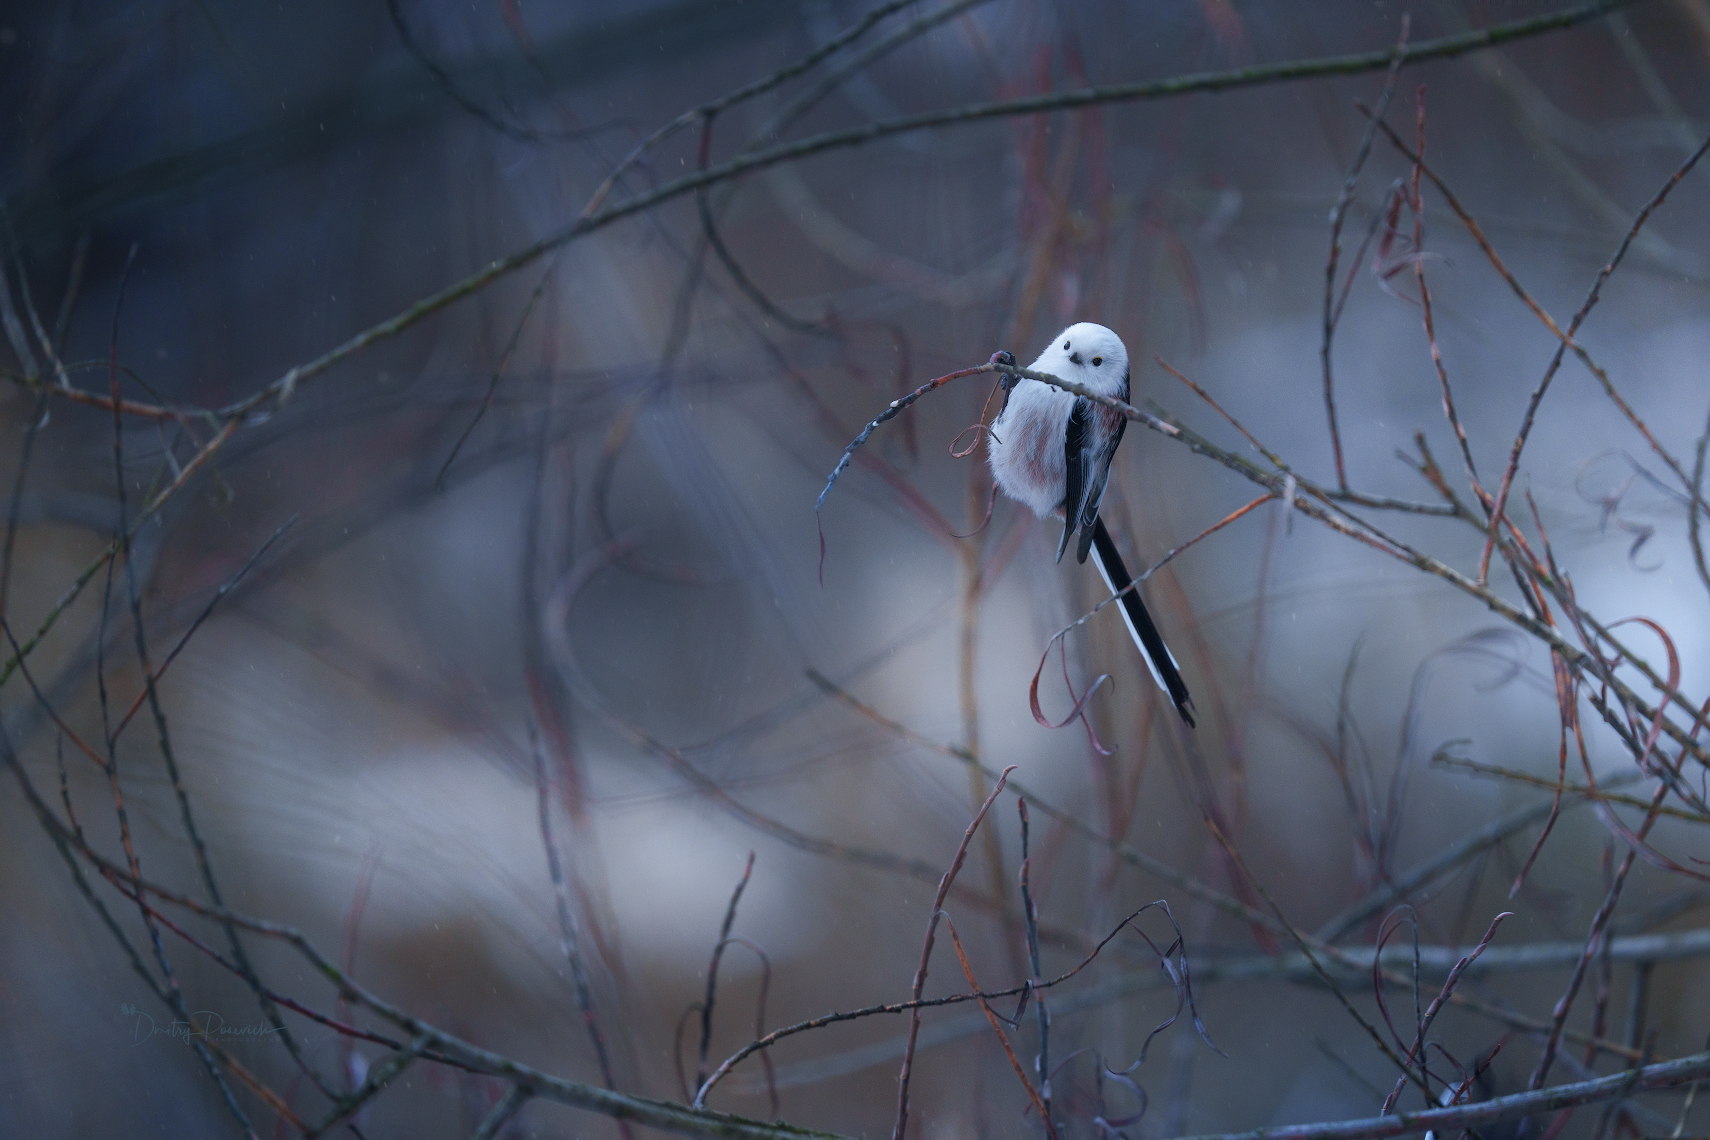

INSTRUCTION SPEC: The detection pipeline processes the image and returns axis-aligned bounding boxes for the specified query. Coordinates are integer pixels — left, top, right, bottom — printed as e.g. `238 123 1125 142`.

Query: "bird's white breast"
987 379 1075 519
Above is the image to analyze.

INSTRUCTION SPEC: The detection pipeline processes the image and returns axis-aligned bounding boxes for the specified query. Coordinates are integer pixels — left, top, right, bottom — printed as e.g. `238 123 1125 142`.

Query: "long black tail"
1089 517 1195 727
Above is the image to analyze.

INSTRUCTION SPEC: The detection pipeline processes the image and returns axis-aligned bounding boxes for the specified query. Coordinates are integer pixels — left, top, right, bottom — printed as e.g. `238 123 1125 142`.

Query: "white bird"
987 322 1195 727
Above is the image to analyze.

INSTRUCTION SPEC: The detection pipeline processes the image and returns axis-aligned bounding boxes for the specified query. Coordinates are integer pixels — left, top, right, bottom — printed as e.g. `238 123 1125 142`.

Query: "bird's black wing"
1073 368 1131 564
1058 397 1092 563
1074 413 1125 564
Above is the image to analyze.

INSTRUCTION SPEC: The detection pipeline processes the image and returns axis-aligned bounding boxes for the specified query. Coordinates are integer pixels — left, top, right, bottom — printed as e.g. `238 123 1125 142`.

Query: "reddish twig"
1027 638 1111 736
0 618 110 771
436 257 559 490
1510 649 1576 896
816 359 1002 579
949 481 1001 539
1380 911 1513 1113
816 360 1000 512
698 852 758 1090
337 845 382 1094
532 727 628 1127
112 515 298 737
1692 406 1710 601
1529 773 1672 1090
1018 800 1051 1126
1322 14 1411 490
1369 114 1710 581
1403 88 1488 514
694 898 1197 1107
1202 813 1427 1100
1158 356 1287 471
98 242 257 1136
942 914 1059 1139
1026 491 1272 731
893 765 1014 1140
1480 128 1710 579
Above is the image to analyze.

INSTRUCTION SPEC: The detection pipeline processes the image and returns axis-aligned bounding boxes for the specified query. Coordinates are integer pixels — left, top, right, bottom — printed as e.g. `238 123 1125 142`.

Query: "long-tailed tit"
987 322 1196 727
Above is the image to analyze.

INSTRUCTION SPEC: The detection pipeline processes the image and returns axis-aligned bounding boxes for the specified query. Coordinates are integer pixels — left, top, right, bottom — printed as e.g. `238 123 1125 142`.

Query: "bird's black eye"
1092 356 1103 366
1063 341 1070 349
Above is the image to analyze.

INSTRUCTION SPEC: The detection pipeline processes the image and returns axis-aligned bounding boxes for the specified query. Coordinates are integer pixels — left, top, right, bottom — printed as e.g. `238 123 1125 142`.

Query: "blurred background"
1 1 1708 1136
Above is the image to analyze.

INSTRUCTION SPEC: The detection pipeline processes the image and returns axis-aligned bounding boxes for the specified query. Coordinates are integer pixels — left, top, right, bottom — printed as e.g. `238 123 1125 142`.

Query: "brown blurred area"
3 2 1710 1137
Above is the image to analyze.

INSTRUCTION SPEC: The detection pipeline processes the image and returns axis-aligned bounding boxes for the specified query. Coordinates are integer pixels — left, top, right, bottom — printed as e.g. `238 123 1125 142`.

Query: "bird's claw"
990 350 1018 390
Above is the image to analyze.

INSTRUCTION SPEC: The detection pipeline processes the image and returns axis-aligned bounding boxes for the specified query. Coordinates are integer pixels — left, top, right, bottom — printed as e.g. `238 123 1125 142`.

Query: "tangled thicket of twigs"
4 0 1710 1137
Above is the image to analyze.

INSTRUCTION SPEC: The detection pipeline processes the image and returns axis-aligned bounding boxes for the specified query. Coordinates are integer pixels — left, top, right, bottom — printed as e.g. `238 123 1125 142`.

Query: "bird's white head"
1027 322 1129 397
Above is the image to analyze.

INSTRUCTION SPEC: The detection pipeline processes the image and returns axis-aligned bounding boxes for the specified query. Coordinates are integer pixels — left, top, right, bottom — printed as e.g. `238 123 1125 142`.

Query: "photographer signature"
121 1003 284 1047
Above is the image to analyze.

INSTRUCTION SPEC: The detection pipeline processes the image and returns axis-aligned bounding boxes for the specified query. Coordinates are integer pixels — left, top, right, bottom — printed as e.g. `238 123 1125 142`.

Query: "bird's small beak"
1069 352 1083 365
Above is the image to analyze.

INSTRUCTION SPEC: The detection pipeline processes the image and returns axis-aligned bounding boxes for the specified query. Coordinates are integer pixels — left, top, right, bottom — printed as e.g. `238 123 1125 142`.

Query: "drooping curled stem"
815 359 1005 515
815 355 1011 583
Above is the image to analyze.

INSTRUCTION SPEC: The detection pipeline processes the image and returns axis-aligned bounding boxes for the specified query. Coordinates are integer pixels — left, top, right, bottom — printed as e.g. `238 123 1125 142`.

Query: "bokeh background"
2 1 1708 1137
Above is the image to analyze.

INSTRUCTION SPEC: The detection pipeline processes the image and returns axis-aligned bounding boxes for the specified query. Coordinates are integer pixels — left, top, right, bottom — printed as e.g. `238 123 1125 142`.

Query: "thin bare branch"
893 766 1013 1140
1323 15 1411 490
1168 1050 1710 1140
